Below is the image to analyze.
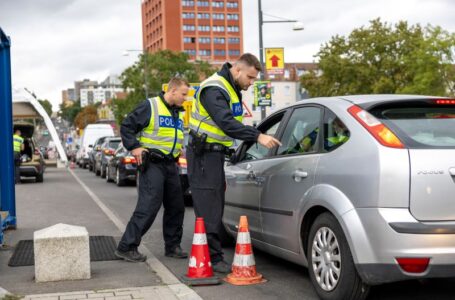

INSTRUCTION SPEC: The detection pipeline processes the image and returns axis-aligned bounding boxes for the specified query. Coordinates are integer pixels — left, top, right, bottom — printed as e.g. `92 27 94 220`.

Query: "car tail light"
178 157 187 167
396 257 430 273
104 149 115 155
122 156 137 164
435 99 455 105
348 105 404 148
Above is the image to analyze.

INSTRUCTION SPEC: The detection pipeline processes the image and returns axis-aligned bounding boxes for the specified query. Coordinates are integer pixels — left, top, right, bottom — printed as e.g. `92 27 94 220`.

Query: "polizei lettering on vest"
232 102 243 117
159 115 184 130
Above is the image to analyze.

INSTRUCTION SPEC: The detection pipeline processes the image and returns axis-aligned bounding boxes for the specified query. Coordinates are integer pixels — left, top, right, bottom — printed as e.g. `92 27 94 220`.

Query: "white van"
76 124 114 168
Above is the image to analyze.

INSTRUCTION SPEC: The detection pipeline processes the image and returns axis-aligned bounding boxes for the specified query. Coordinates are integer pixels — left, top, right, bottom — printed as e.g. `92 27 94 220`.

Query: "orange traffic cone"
181 217 221 286
224 216 266 285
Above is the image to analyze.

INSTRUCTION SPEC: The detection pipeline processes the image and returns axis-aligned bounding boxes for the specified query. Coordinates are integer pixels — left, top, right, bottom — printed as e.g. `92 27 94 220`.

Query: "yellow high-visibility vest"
189 73 243 147
13 134 23 153
138 97 184 158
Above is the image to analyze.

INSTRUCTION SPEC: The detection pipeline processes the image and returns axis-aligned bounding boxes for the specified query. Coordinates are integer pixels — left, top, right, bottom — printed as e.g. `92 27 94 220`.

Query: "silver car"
224 95 455 300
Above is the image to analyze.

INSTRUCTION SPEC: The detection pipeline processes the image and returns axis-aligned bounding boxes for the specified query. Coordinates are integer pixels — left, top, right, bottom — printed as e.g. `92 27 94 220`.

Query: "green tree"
59 101 82 125
301 19 455 97
113 50 215 125
38 99 53 117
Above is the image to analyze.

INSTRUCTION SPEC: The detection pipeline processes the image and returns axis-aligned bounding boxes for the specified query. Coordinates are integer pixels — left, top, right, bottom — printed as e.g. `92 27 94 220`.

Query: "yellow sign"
162 83 200 128
265 48 284 74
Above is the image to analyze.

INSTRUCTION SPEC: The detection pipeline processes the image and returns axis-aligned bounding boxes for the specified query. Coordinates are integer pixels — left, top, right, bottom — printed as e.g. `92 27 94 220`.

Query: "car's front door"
224 112 285 241
260 106 323 253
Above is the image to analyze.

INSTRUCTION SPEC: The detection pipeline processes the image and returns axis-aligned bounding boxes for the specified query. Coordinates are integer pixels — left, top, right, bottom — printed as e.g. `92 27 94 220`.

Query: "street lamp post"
123 49 149 99
257 0 303 120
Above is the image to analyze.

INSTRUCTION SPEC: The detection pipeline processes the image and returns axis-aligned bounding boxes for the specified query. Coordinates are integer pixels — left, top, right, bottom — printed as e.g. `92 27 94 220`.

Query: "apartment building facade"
141 0 243 63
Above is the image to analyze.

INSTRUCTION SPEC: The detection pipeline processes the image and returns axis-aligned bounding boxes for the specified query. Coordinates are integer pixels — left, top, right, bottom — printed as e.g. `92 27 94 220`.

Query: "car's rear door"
260 106 322 252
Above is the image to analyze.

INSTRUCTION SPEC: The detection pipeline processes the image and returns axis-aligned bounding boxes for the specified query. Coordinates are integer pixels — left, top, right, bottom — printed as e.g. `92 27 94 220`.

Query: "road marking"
68 168 202 300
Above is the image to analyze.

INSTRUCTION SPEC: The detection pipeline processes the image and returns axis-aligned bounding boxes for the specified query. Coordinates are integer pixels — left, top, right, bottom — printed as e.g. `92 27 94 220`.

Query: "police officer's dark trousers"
117 159 184 253
187 146 225 263
14 152 21 184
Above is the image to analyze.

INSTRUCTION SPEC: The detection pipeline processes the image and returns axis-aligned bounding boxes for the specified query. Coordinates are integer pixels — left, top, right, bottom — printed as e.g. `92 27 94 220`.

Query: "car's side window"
277 107 322 156
240 114 284 162
323 111 350 152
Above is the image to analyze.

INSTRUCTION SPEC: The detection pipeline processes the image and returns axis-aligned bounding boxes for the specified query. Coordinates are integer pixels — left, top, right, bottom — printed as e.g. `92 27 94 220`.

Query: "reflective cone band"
224 215 266 285
181 217 220 286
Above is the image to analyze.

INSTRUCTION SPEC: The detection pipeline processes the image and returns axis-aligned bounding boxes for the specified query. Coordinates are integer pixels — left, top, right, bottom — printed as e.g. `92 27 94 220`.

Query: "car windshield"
109 140 121 149
370 102 455 148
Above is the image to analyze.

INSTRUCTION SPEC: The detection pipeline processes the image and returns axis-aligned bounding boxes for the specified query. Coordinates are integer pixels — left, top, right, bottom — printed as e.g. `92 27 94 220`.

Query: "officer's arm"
120 100 151 151
200 87 260 142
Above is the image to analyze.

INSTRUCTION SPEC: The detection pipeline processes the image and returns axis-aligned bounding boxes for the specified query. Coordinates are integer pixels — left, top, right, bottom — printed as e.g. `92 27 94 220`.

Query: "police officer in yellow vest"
13 129 24 184
188 53 281 273
115 78 190 262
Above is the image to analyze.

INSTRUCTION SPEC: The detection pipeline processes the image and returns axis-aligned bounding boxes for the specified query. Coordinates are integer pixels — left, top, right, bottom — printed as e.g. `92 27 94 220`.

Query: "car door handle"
247 170 256 180
293 170 308 182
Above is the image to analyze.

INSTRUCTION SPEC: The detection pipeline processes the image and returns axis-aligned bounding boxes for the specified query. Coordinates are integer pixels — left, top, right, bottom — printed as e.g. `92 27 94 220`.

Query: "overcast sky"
1 0 454 110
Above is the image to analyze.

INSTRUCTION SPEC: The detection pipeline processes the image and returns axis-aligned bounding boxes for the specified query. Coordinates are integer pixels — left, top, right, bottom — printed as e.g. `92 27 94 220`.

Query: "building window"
213 37 225 44
212 1 224 8
212 26 225 32
184 49 196 56
214 49 226 56
182 0 194 6
198 37 211 44
227 1 238 8
182 12 195 19
198 25 210 32
197 1 209 6
228 37 240 44
198 13 210 19
227 14 239 20
212 13 224 20
229 50 240 56
199 50 211 56
183 37 194 43
183 25 196 31
227 26 239 32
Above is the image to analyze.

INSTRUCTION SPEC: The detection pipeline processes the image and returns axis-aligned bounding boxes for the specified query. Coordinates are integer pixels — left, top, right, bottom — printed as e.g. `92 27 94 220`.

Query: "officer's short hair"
237 53 262 72
168 77 190 90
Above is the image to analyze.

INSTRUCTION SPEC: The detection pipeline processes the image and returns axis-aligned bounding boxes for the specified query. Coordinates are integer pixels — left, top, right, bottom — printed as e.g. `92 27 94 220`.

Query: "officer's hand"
257 133 282 149
132 147 146 165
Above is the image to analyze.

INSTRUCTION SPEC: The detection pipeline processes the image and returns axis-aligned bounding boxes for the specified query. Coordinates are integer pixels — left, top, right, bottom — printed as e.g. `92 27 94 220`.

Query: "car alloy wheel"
311 226 341 291
116 168 120 184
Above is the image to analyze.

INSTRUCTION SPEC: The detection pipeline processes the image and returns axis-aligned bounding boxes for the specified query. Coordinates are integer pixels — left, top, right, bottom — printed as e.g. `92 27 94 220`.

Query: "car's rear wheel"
308 212 369 300
116 168 126 186
100 164 107 178
106 165 113 182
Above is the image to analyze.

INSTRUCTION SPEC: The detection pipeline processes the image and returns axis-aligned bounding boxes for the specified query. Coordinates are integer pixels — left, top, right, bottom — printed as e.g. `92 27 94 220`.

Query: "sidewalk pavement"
0 168 201 300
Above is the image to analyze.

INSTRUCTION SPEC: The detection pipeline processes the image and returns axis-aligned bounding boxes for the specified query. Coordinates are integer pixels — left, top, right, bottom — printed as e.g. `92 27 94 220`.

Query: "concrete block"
34 223 90 282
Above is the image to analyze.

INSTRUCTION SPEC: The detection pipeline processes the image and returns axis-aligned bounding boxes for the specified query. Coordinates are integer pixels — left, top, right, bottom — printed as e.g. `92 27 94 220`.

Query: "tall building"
141 0 243 63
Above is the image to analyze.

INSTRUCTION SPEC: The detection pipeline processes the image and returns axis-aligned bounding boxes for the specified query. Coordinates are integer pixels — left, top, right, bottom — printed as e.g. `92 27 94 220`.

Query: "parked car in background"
88 136 109 172
224 95 455 300
94 137 122 178
13 123 45 183
76 124 114 168
106 143 137 186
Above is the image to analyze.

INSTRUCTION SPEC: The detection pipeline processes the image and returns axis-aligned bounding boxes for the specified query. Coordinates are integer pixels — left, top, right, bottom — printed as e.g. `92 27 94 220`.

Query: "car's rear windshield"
109 140 121 149
369 100 455 149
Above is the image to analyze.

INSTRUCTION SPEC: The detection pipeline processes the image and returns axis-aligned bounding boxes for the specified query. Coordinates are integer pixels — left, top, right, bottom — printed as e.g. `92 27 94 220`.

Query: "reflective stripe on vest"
189 73 243 147
13 134 23 153
138 97 184 158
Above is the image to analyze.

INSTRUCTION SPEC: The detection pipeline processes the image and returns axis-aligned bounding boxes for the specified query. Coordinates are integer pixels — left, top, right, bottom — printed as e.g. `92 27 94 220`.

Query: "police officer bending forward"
188 53 281 273
115 78 189 262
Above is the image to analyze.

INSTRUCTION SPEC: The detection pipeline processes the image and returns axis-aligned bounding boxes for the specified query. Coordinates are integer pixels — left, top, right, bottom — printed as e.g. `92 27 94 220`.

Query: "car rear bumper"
344 208 455 284
20 165 41 177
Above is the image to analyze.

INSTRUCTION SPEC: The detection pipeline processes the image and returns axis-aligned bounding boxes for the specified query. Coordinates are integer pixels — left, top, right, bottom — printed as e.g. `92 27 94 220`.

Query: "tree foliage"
74 105 98 129
38 99 53 117
113 50 216 125
58 101 82 125
301 19 455 97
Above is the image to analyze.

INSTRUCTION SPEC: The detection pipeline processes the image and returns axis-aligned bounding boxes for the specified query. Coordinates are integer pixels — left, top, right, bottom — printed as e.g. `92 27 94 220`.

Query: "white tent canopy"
12 87 68 163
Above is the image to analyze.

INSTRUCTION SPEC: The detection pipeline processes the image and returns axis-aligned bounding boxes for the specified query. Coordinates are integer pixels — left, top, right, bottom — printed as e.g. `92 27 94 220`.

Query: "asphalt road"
71 167 454 300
